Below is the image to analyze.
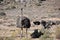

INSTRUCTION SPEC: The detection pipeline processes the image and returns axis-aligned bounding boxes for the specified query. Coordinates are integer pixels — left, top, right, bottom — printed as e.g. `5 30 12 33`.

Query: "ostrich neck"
20 8 24 27
21 8 23 18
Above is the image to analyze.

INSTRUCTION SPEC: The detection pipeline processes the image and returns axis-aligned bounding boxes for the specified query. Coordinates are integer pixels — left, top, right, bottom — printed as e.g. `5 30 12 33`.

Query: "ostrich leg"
21 28 24 37
26 28 28 38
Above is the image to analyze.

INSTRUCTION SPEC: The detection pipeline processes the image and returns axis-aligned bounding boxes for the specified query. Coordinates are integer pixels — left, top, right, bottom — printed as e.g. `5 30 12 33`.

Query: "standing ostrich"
41 20 56 29
16 8 31 37
41 20 50 29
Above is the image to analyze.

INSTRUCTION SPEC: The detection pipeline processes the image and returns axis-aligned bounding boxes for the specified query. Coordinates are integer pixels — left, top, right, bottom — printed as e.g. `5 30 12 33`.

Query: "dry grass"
55 25 60 39
39 29 54 40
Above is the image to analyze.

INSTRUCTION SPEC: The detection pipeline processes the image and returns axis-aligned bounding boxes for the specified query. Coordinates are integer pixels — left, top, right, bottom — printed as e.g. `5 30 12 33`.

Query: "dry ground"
0 0 60 40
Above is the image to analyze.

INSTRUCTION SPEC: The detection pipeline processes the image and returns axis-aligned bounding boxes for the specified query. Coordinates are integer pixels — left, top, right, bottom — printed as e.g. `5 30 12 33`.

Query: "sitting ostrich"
16 8 31 37
31 29 43 38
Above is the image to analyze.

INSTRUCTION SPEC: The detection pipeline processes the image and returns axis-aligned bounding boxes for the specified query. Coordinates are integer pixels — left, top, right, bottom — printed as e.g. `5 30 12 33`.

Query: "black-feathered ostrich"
16 0 31 37
33 21 40 29
33 21 40 25
41 20 56 29
41 20 47 29
31 29 43 38
16 8 31 37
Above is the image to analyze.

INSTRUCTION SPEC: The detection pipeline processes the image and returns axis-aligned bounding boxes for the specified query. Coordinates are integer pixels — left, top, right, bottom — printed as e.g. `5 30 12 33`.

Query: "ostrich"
33 21 40 25
16 8 31 37
41 20 47 29
47 21 56 26
41 20 52 29
55 21 60 25
41 20 56 29
33 21 40 29
31 29 43 38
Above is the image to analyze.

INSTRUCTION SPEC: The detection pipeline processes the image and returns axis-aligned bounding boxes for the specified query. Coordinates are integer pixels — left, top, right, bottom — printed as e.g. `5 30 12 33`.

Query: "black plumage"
16 16 31 37
41 20 47 29
52 22 56 25
40 0 46 1
21 17 31 28
31 29 43 38
33 21 40 25
41 20 57 29
0 0 3 1
17 16 31 28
